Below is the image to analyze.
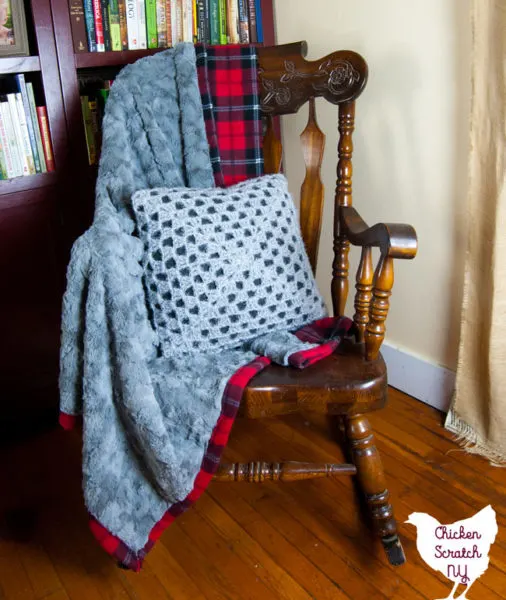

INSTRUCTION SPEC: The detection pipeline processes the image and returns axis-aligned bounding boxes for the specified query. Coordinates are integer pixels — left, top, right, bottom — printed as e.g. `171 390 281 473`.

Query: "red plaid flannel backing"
60 316 355 571
196 44 264 187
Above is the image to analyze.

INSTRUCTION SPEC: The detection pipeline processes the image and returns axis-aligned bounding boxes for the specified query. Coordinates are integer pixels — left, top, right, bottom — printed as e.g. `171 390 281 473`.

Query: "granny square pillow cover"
132 174 327 356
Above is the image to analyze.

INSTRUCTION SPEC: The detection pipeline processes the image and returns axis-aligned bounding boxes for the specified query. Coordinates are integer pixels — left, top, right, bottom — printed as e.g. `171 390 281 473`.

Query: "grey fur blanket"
59 43 321 566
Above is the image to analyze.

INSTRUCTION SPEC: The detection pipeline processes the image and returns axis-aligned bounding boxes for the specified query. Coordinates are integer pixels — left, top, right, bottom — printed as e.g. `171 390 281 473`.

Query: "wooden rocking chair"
213 42 418 566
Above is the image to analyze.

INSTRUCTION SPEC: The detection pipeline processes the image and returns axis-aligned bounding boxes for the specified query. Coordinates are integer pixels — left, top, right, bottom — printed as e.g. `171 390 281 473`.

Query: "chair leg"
345 413 406 566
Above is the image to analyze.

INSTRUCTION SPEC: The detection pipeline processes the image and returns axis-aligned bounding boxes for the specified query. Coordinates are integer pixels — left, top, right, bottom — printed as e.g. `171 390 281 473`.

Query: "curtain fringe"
445 409 506 467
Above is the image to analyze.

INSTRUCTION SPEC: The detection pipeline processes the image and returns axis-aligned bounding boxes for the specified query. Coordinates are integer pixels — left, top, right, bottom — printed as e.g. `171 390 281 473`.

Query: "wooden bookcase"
0 0 275 427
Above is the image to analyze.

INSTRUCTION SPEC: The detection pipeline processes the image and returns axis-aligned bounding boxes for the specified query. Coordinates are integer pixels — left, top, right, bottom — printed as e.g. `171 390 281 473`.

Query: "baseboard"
381 343 456 412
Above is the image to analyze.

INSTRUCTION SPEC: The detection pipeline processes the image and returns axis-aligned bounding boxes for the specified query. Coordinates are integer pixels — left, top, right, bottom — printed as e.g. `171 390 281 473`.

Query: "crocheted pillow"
132 174 327 356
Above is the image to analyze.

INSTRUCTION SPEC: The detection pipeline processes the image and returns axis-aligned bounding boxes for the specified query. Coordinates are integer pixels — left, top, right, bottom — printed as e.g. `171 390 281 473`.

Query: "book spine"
165 0 173 45
14 75 41 173
237 0 249 43
92 0 105 50
196 0 205 42
70 0 89 52
83 0 97 51
218 0 227 44
181 0 190 42
209 0 219 44
0 101 22 177
80 96 96 165
146 0 158 48
125 0 139 49
7 94 30 176
193 0 197 41
189 0 195 41
36 107 55 172
101 0 112 50
88 98 101 158
26 83 46 173
118 0 128 49
0 110 14 178
15 94 35 174
156 0 167 47
137 0 147 48
254 0 262 43
247 0 256 43
226 0 238 43
108 0 121 50
175 0 183 44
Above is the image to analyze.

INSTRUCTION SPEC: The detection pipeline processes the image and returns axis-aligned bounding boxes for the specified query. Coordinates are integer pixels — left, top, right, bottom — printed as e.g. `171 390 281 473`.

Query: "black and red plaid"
59 316 355 571
196 44 264 187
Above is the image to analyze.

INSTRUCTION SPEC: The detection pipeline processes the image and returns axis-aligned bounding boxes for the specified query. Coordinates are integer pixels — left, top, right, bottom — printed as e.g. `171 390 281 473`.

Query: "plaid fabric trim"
196 44 264 187
60 317 354 570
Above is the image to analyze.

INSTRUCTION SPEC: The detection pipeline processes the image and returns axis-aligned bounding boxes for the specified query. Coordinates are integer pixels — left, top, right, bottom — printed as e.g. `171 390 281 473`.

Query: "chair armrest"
341 206 417 259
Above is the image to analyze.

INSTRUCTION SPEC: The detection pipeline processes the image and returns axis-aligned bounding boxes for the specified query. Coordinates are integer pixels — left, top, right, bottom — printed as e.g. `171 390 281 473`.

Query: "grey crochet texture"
132 175 327 356
59 44 324 556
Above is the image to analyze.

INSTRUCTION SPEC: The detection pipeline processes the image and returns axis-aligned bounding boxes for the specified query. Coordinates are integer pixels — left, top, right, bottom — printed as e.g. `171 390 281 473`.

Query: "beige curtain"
445 0 506 463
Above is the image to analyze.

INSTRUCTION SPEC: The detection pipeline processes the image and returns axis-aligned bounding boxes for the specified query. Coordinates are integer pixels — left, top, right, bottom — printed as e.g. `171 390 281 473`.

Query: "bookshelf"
0 0 275 427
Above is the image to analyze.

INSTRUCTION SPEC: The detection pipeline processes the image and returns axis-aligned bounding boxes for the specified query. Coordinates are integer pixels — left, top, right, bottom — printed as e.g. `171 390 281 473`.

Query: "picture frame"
0 0 29 57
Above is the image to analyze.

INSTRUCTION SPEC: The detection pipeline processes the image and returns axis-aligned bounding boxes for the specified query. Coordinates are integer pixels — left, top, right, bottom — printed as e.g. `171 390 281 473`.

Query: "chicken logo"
405 505 498 600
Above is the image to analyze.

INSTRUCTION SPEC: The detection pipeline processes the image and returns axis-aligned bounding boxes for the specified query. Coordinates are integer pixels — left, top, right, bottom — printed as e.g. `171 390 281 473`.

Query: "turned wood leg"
346 414 406 566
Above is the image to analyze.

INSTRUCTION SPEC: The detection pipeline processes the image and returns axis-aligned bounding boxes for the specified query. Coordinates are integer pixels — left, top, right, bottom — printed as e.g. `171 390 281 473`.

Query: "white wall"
273 0 472 372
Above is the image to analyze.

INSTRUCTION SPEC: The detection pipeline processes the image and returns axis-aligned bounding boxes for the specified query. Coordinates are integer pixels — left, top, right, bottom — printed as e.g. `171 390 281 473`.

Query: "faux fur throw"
59 43 326 563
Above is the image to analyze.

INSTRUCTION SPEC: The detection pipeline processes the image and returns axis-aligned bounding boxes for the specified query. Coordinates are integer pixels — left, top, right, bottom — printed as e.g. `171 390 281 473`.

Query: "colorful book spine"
156 0 167 47
247 0 256 43
14 74 41 173
108 0 121 50
26 83 46 173
137 0 147 48
226 0 238 43
0 109 14 178
237 0 249 43
125 0 139 49
7 94 30 176
36 106 55 172
92 0 105 51
193 0 198 41
0 99 22 177
101 0 112 50
165 0 173 45
218 0 227 44
80 96 96 165
118 0 128 49
146 0 158 48
70 0 88 52
196 0 205 42
209 0 219 44
254 0 262 42
15 94 35 175
83 0 97 51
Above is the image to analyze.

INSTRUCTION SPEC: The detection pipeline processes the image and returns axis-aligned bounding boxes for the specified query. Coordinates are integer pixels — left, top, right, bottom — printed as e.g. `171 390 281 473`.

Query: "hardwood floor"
0 388 505 599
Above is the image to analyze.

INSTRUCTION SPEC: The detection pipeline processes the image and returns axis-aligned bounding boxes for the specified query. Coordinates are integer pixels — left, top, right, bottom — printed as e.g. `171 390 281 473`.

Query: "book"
70 0 88 52
7 94 30 176
118 0 128 49
247 0 256 43
156 0 167 47
109 0 122 50
196 0 206 42
137 0 147 48
83 0 97 51
0 99 23 177
92 0 105 51
26 83 46 173
226 0 238 43
175 0 183 44
80 96 96 165
0 120 8 179
193 0 198 41
15 94 35 175
36 106 55 172
101 0 112 51
14 74 41 173
218 0 227 44
254 0 262 43
237 0 249 43
165 0 173 46
146 0 158 48
209 0 219 44
181 0 192 42
0 108 14 178
125 0 139 49
88 98 101 159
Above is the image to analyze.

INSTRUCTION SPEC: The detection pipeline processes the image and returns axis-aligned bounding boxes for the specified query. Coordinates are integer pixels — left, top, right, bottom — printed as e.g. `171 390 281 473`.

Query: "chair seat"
241 342 388 418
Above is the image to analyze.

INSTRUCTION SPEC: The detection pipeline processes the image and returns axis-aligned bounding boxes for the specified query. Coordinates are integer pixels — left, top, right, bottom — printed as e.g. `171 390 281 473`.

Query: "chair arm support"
341 206 417 259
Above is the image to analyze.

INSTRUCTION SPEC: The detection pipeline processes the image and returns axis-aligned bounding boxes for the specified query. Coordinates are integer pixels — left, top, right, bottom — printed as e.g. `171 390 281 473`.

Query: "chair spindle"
332 101 355 316
365 255 394 360
263 115 282 174
215 461 357 482
353 246 374 342
299 97 325 272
